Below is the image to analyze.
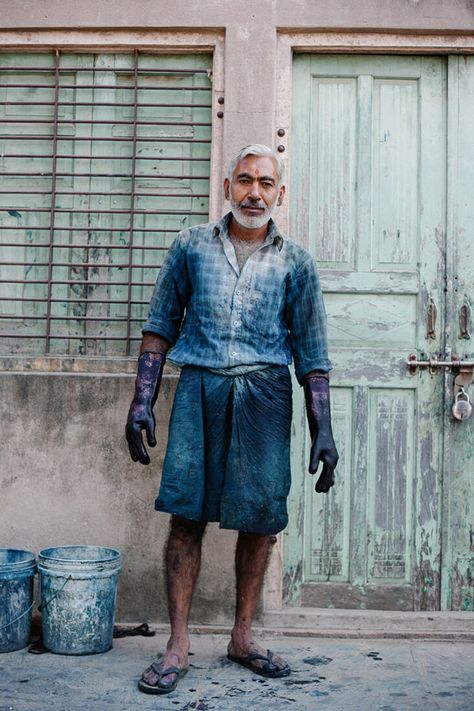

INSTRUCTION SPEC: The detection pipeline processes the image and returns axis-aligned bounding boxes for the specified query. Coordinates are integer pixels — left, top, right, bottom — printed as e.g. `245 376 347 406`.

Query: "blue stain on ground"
303 656 333 666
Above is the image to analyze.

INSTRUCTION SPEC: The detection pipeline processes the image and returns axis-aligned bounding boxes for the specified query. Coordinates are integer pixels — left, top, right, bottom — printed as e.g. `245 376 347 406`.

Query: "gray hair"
227 144 285 186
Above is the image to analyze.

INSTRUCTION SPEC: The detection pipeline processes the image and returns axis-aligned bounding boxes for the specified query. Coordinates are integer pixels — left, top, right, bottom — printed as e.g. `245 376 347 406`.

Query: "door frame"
263 30 474 613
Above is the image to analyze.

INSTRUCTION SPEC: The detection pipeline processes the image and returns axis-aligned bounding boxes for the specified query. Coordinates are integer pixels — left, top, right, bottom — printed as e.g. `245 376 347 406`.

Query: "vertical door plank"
442 56 474 611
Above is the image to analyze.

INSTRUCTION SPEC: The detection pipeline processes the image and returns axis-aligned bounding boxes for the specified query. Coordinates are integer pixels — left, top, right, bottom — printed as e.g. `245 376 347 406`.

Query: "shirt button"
233 320 240 327
236 290 240 295
231 351 237 356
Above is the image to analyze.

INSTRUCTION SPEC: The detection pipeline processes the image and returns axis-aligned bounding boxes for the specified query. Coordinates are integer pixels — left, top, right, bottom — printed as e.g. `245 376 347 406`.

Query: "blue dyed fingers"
125 352 165 465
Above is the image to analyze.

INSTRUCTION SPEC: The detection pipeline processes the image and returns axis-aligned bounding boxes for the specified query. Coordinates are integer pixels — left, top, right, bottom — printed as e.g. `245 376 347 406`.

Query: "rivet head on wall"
277 144 285 152
217 96 225 104
217 111 224 119
277 128 285 137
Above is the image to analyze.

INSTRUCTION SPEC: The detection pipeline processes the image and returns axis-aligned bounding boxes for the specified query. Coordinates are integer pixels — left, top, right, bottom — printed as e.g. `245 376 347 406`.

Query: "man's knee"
238 531 274 545
170 515 207 544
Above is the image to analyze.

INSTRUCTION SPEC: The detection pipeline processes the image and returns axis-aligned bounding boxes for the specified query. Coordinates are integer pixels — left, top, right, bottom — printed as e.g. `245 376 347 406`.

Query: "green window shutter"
0 51 213 356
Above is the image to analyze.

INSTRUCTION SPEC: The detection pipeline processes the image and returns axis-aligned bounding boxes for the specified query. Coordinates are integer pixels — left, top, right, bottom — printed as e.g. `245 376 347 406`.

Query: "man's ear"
277 185 286 206
224 178 230 200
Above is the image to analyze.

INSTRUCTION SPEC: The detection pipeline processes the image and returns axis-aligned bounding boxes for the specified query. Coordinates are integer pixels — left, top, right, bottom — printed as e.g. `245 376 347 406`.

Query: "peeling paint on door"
287 54 448 611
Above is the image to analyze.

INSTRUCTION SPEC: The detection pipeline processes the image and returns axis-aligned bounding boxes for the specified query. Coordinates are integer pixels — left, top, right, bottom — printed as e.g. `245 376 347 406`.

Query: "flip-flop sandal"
138 660 188 694
227 649 291 678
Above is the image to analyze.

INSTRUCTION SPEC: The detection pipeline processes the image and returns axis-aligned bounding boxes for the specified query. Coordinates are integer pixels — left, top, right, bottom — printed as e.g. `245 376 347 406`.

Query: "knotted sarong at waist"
154 364 293 535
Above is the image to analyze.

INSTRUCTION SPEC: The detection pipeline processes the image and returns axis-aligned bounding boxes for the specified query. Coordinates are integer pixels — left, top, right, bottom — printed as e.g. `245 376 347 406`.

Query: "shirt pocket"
242 277 286 337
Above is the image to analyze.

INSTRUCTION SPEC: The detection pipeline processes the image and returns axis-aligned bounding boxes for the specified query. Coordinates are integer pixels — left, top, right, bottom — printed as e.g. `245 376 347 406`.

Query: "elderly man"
126 144 338 694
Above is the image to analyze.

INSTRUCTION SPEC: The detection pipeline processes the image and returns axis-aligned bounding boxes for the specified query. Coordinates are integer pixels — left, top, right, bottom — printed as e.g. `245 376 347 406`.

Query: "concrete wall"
1 1 474 623
1 366 238 623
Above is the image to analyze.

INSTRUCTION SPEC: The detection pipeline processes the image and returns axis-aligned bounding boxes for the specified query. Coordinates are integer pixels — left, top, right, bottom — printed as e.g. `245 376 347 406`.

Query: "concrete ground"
0 631 473 711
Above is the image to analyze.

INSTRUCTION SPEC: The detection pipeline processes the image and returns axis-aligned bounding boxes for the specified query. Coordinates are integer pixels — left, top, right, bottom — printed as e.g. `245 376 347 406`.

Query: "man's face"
224 155 285 229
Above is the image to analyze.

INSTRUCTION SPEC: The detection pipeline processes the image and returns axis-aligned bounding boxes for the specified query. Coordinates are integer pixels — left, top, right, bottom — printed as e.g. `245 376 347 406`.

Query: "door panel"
441 56 474 611
287 55 447 610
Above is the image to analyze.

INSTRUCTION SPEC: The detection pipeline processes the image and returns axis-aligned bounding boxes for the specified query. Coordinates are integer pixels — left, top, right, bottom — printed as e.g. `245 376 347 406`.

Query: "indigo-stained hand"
304 375 339 493
125 351 166 465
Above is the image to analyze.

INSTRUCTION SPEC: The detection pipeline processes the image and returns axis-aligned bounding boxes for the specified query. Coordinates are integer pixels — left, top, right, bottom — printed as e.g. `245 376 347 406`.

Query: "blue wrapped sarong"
155 364 292 534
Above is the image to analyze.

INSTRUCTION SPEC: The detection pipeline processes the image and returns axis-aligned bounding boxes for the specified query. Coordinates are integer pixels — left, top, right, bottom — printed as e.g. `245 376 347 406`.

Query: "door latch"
407 354 474 375
407 354 474 421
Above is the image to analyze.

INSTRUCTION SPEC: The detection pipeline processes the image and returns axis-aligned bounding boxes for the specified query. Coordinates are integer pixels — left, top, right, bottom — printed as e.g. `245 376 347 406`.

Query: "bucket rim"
38 544 121 565
0 548 36 570
0 547 36 558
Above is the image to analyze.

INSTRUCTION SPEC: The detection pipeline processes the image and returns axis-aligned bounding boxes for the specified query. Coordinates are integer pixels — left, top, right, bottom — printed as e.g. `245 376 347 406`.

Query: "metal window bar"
125 50 139 356
0 50 213 357
0 66 211 73
44 49 61 353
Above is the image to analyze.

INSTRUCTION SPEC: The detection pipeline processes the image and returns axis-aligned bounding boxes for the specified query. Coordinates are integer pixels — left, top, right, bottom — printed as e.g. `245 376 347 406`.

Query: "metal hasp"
407 354 474 421
453 360 474 420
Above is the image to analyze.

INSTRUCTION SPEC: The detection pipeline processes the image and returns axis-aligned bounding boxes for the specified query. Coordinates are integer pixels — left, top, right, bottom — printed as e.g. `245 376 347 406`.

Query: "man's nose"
248 181 262 199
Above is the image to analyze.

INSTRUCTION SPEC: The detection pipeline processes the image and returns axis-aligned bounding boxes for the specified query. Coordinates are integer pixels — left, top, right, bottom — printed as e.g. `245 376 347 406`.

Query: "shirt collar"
213 211 284 251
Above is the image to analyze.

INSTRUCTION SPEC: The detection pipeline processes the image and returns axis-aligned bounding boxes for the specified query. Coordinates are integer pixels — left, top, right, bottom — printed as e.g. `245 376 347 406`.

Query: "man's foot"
139 649 189 695
227 640 290 678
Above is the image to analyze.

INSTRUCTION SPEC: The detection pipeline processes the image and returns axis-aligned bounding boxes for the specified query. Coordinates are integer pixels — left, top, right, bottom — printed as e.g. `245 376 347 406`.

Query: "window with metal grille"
0 50 213 357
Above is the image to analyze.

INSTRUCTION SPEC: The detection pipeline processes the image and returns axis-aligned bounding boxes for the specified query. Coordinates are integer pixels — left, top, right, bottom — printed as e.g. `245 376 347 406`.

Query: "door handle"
426 298 437 340
459 301 471 340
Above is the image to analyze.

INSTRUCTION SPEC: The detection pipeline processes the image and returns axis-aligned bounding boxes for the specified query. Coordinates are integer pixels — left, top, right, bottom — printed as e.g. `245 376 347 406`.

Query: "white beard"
230 197 277 230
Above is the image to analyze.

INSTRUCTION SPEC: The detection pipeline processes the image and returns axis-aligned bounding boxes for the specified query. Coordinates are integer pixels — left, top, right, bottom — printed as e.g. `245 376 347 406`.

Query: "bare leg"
141 515 206 689
228 532 289 674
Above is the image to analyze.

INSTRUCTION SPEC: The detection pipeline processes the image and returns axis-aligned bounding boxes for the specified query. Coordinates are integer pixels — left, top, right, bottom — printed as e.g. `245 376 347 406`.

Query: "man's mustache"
239 201 266 209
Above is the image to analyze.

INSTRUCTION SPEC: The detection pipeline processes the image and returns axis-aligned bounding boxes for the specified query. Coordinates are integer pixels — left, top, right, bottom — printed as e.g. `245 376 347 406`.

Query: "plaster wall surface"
2 0 474 31
0 371 237 623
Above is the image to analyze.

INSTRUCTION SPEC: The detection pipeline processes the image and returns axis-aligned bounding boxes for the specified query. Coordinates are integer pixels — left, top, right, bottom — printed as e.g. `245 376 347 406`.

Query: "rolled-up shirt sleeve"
142 232 191 346
286 255 332 383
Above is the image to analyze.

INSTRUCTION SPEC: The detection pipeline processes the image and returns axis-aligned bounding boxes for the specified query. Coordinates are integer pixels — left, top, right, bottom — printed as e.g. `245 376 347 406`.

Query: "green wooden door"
287 54 458 611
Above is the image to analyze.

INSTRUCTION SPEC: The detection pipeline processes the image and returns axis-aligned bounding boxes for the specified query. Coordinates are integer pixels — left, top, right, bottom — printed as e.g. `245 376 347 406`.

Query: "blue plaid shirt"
143 212 331 382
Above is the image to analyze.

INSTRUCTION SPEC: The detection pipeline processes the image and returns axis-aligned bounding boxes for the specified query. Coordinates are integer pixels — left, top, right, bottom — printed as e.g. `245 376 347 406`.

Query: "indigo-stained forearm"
304 375 339 493
125 350 166 465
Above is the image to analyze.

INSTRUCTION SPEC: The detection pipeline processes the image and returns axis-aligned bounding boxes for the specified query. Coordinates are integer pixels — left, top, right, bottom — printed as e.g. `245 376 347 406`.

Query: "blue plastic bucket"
38 545 121 655
0 548 37 653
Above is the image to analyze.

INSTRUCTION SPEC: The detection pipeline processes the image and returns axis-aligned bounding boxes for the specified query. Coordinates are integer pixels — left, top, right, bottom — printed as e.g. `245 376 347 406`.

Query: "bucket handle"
0 600 35 632
38 574 72 612
0 574 72 632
